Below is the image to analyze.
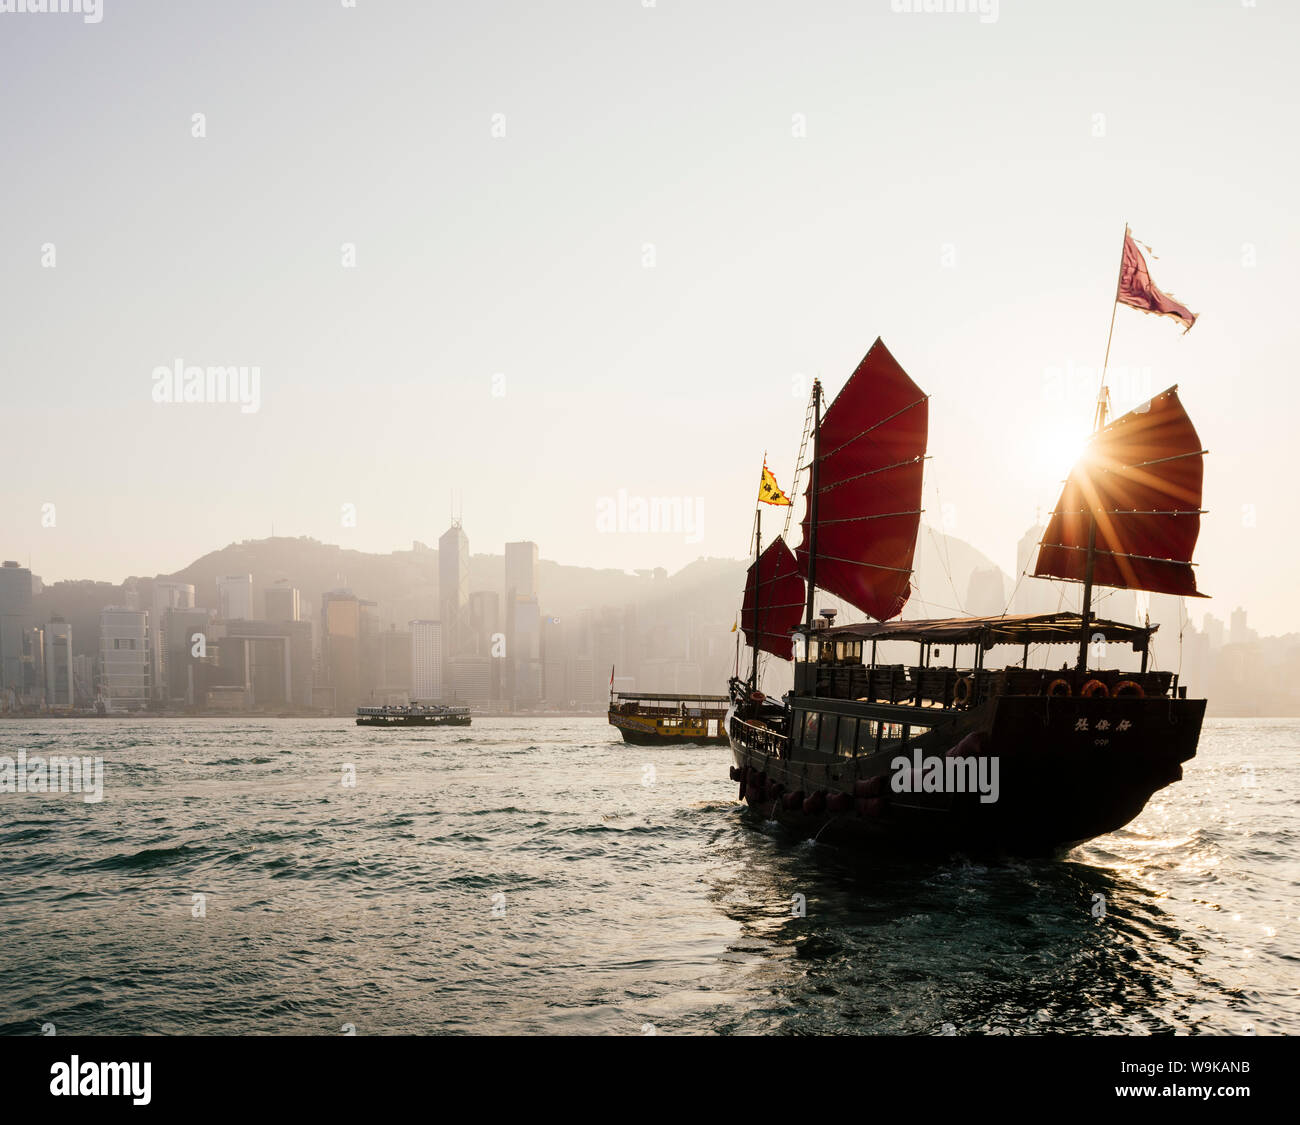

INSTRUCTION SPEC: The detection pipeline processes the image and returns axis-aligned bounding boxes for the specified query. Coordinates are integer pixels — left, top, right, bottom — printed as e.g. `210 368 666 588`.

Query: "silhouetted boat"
356 704 471 727
727 339 1207 854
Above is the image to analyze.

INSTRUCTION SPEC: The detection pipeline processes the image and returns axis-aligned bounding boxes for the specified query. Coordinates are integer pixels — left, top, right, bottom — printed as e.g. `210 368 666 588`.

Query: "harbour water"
1 717 1295 1035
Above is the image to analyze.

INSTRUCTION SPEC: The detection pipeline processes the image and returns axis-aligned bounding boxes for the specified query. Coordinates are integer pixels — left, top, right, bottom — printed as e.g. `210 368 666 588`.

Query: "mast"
803 379 822 628
1078 223 1129 673
752 508 762 689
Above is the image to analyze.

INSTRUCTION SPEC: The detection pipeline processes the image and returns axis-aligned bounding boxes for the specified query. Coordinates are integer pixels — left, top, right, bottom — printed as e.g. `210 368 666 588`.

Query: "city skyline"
2 508 1290 719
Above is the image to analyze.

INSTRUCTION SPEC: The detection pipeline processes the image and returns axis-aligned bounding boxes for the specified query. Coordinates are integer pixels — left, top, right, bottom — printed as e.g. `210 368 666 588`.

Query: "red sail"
742 537 806 659
796 338 928 621
1034 386 1207 597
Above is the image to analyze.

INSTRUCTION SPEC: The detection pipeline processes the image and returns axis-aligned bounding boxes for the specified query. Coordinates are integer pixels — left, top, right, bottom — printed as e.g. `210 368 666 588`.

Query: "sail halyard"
795 338 929 624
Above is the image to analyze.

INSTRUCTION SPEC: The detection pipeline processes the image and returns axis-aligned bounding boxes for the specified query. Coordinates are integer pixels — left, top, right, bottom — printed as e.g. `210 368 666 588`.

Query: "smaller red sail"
796 338 928 621
1034 386 1207 597
742 537 806 660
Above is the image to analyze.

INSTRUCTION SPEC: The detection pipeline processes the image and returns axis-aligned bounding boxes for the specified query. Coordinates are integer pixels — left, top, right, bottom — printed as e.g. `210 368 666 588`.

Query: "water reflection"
707 808 1239 1034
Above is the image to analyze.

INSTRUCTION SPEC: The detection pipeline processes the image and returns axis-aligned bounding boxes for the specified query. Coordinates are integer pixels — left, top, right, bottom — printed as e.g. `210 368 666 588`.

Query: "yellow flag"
730 616 738 633
758 460 791 506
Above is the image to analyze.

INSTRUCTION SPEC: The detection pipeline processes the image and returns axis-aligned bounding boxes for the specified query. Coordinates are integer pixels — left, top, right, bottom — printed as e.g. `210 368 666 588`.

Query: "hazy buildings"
1011 524 1059 618
504 541 540 708
965 567 1007 618
320 590 361 714
510 597 542 705
439 522 469 671
163 607 214 705
265 580 301 622
42 618 73 709
468 591 500 655
449 657 492 707
410 619 442 702
98 607 150 712
223 619 312 708
20 625 43 708
0 560 34 704
504 541 539 602
151 580 195 701
218 574 254 621
377 626 412 705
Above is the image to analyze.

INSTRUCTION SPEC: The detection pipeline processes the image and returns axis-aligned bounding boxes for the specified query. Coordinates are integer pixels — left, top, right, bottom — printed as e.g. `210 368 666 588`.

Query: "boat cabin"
791 612 1182 710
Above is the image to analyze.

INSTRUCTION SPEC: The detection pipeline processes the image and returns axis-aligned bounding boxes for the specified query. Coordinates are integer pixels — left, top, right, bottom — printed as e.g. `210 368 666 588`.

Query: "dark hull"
356 715 471 727
729 694 1204 856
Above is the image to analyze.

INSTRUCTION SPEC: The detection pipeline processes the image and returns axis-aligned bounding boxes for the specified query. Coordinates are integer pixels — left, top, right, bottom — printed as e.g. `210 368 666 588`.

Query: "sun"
1030 415 1093 486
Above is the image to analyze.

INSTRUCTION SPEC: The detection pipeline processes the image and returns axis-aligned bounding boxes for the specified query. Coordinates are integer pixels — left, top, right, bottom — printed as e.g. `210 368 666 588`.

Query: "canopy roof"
801 612 1155 650
611 692 730 703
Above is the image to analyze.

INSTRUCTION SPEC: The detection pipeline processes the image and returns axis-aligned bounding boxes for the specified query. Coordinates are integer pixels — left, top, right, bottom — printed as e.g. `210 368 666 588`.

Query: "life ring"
953 675 974 706
1114 680 1145 698
749 690 765 704
1081 679 1110 699
1047 678 1072 698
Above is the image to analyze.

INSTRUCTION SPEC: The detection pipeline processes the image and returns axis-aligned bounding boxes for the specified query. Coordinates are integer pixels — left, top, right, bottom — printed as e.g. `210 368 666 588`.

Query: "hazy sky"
3 1 1297 631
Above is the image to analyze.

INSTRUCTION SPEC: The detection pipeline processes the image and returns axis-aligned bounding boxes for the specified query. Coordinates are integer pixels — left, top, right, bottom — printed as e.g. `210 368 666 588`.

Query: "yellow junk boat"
608 691 730 745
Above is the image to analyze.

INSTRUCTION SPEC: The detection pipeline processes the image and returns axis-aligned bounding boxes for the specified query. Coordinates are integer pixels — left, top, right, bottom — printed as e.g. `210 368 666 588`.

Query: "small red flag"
1117 231 1197 333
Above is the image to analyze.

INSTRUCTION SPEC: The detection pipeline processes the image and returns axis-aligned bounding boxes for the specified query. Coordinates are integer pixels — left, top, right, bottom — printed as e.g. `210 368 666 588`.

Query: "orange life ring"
1113 680 1145 698
1081 679 1110 699
749 690 765 703
953 675 974 706
1047 678 1072 697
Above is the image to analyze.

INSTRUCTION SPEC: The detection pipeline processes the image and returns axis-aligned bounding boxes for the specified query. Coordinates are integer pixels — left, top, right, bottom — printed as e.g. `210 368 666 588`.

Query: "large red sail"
796 338 928 621
1034 386 1207 597
742 537 806 659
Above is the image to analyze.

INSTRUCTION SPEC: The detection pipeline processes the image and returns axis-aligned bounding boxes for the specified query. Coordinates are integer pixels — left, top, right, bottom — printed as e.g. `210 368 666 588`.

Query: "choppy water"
0 717 1295 1035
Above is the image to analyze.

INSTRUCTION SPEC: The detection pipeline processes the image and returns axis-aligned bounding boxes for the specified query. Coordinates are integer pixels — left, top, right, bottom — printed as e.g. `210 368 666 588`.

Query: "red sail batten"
796 338 928 622
742 537 806 659
1034 386 1207 598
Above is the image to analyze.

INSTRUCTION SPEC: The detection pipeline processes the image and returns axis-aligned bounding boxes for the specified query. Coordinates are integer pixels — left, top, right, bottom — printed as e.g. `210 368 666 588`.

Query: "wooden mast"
1077 223 1128 673
752 507 762 689
803 379 822 628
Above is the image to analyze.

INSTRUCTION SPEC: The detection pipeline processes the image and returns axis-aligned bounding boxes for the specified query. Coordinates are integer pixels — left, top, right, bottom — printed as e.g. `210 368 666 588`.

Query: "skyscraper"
1011 523 1059 618
265 581 301 622
504 541 538 601
378 626 412 704
99 607 151 712
0 561 34 705
410 620 442 702
42 618 73 710
439 522 469 675
218 574 254 621
151 580 195 700
504 541 540 708
320 590 361 714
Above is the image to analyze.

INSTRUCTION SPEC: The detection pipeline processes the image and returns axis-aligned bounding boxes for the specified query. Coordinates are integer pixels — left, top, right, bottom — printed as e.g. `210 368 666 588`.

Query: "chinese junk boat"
608 691 730 744
727 337 1207 854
